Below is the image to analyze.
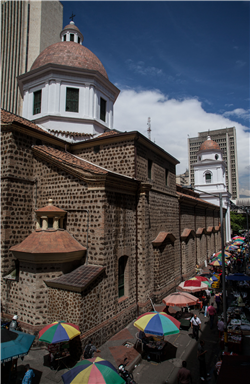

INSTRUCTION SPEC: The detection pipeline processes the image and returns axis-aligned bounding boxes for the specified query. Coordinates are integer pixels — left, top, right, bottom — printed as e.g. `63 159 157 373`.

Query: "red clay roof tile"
10 230 86 254
33 145 108 175
1 109 61 140
152 232 176 246
31 42 108 79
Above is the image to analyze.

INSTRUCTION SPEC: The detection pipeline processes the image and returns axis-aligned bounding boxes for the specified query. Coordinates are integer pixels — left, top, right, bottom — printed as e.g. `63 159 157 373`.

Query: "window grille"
33 90 41 115
66 88 79 112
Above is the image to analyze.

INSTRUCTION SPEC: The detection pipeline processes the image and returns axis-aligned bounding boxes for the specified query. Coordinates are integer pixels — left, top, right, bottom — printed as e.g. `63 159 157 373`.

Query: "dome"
31 41 108 79
61 22 81 33
199 136 221 151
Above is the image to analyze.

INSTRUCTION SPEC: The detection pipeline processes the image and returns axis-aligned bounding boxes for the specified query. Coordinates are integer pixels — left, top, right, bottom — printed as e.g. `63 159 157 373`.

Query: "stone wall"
74 140 135 178
136 141 176 193
1 131 36 311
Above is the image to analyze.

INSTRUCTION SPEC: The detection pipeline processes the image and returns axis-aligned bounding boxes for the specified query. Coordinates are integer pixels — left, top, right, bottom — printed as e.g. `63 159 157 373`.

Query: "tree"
230 211 246 234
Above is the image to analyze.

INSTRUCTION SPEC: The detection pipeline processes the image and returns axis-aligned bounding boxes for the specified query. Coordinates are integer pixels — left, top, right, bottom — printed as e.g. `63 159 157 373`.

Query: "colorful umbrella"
162 292 199 307
214 251 231 258
39 321 80 344
225 245 238 251
190 277 211 287
210 275 219 282
232 236 245 240
62 357 125 384
178 281 208 292
134 311 180 336
1 329 35 363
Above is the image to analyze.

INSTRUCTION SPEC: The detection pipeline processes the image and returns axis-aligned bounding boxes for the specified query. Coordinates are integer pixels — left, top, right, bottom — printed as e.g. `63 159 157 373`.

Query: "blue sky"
61 1 249 197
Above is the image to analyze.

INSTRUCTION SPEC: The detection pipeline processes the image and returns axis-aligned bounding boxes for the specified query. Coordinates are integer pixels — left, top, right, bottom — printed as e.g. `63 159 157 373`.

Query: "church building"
1 21 225 345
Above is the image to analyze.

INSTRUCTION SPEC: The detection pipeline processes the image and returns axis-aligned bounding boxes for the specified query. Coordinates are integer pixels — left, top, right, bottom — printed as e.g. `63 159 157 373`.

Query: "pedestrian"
22 364 35 384
215 293 222 312
197 340 210 381
207 302 216 329
217 319 224 338
190 314 201 341
177 360 192 384
84 340 101 359
203 296 209 318
9 315 19 331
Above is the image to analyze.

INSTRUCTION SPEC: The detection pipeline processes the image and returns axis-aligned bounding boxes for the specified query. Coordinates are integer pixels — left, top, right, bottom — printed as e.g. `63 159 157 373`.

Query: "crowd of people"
178 233 249 383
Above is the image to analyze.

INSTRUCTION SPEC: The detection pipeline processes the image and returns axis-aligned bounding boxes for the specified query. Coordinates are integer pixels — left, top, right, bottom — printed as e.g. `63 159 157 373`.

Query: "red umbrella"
178 281 207 292
189 276 209 282
162 292 199 307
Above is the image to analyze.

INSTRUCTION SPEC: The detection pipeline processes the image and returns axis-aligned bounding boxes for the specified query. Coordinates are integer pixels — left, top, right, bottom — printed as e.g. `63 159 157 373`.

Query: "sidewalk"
13 265 250 384
14 305 222 384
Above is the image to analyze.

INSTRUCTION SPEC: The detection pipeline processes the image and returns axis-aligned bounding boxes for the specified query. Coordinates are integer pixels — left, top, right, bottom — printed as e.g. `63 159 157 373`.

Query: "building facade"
1 0 63 115
1 20 226 347
193 136 231 242
188 128 239 200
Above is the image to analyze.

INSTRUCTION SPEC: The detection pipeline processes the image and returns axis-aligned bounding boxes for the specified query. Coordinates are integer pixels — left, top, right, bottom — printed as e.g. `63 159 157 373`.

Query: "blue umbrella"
226 273 250 281
210 275 218 282
1 328 35 363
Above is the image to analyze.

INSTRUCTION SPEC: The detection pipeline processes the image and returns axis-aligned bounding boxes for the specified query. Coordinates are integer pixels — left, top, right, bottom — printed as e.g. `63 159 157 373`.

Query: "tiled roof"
48 129 94 138
97 130 120 139
62 23 81 33
35 205 66 213
1 109 62 140
177 191 220 208
152 232 176 246
199 137 221 151
207 226 214 233
33 145 108 175
31 42 108 79
181 228 195 239
196 227 205 235
45 264 105 292
10 230 86 254
1 109 44 133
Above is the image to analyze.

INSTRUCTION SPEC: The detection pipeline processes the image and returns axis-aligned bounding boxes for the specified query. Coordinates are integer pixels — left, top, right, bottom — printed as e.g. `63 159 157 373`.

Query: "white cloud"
114 89 250 197
223 108 250 121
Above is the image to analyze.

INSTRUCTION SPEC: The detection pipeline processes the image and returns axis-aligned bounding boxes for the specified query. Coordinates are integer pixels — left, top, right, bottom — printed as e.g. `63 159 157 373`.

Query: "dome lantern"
60 21 84 44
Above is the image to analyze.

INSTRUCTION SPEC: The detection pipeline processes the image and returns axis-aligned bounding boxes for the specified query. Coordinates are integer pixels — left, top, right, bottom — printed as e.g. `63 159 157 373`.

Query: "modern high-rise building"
1 0 63 115
188 127 239 200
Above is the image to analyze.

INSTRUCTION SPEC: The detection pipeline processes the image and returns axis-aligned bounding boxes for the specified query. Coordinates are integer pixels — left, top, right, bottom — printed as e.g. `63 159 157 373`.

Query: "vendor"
47 343 60 370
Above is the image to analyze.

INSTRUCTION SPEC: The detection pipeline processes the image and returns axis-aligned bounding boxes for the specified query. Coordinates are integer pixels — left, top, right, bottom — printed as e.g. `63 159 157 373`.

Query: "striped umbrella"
134 311 180 336
62 357 125 384
39 321 80 344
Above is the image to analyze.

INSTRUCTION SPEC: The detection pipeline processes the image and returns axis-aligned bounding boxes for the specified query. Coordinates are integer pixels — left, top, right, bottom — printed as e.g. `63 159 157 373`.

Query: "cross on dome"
69 13 76 22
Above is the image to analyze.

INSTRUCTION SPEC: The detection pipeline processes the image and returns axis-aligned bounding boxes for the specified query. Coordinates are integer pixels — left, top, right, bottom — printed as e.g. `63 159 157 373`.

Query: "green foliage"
230 211 247 233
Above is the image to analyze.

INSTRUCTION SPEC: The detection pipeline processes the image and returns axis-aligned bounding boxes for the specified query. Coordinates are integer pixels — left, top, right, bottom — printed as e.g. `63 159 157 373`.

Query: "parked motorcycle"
118 357 137 384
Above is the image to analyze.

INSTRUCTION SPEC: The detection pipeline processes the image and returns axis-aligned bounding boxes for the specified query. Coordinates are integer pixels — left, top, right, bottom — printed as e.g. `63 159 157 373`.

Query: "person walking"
203 296 209 318
197 340 210 381
207 302 216 329
215 293 222 312
22 364 35 384
84 340 101 359
177 360 192 384
190 314 201 341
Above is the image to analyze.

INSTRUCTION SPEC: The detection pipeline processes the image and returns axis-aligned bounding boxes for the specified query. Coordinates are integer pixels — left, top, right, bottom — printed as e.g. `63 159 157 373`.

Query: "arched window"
205 172 212 183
